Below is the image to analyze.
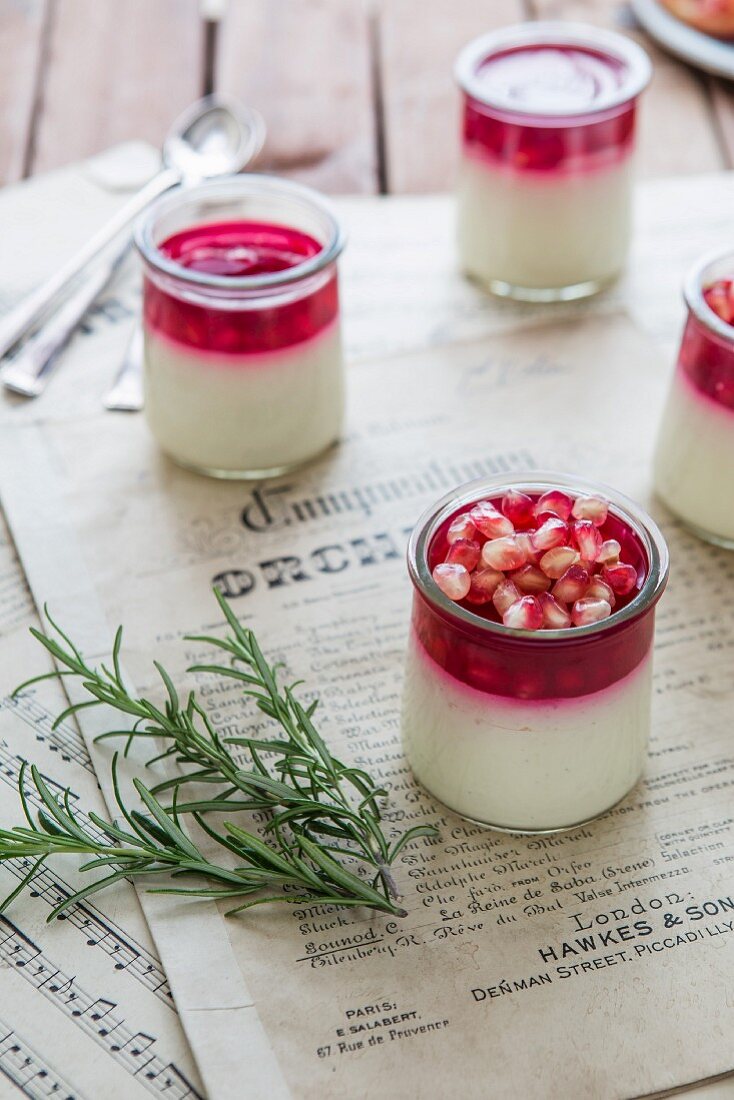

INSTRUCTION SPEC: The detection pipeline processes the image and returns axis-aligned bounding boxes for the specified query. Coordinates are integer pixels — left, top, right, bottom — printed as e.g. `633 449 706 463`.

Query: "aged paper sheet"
2 313 734 1099
0 517 204 1099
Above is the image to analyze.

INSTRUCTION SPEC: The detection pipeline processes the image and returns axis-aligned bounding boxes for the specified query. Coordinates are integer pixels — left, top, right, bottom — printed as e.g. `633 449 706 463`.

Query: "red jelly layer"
416 493 653 700
678 309 734 414
144 221 338 355
463 45 637 174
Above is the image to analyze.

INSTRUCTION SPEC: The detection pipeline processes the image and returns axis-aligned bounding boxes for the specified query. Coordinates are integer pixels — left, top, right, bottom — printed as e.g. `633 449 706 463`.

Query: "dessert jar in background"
401 474 669 833
134 176 345 478
654 251 734 548
454 23 651 301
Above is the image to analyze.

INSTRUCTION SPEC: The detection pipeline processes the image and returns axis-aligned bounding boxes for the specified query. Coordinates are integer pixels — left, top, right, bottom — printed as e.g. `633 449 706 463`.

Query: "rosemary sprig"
1 590 435 920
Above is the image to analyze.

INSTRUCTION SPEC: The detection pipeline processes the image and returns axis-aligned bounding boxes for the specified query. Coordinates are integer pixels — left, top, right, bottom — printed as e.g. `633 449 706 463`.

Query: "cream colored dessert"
457 156 632 295
144 322 344 476
402 641 651 833
654 370 734 545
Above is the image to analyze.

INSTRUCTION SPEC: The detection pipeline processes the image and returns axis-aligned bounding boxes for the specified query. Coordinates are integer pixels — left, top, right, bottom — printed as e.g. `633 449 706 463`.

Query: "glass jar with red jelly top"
454 23 651 301
134 176 345 478
654 249 734 548
401 473 668 834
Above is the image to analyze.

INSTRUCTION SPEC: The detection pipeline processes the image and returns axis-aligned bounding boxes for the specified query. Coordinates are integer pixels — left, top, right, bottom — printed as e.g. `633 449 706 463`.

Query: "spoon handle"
0 165 179 362
104 323 144 411
1 237 130 398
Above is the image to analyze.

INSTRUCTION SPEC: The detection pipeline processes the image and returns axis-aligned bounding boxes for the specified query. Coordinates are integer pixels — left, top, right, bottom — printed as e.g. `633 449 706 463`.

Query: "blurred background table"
1 0 733 194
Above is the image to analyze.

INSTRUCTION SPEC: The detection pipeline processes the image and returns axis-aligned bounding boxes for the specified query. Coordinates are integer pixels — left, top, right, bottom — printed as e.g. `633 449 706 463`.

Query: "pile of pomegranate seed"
703 278 734 326
432 489 639 632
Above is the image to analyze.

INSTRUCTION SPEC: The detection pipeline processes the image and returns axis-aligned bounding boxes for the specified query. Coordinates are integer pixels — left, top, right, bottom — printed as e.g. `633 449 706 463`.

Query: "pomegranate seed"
538 592 572 629
571 597 612 627
571 495 608 526
536 489 573 521
704 280 733 325
432 563 471 601
515 532 540 564
446 537 481 571
501 489 535 529
602 562 638 596
553 564 590 604
511 564 551 594
481 535 528 571
531 516 568 552
470 501 514 539
572 520 603 562
503 596 543 631
586 576 616 608
539 545 579 579
493 579 520 616
447 513 478 544
465 567 504 604
597 538 621 565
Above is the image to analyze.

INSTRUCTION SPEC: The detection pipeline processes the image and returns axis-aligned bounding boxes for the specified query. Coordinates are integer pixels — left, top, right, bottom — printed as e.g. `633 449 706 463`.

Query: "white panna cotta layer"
457 155 632 294
654 369 734 544
402 638 652 832
144 322 344 476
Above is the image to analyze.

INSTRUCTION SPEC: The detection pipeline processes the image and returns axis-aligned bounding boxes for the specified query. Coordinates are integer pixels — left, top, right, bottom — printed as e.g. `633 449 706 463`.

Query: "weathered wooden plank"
377 0 528 193
216 0 377 194
30 0 204 174
530 0 724 177
0 0 47 183
709 77 734 169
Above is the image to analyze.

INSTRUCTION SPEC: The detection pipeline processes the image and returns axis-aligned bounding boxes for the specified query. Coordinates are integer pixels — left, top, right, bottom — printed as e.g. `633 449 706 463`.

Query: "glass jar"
454 23 651 301
654 249 734 548
402 473 669 834
134 175 345 478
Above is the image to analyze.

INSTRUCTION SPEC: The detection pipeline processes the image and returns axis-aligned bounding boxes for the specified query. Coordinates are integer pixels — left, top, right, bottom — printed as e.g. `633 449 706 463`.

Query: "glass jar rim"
407 471 669 644
683 247 734 347
134 174 346 293
454 22 652 123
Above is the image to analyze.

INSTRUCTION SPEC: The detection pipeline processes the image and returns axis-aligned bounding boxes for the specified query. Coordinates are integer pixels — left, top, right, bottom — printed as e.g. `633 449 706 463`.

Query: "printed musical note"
0 744 172 1005
0 918 202 1099
2 693 92 773
0 1023 82 1099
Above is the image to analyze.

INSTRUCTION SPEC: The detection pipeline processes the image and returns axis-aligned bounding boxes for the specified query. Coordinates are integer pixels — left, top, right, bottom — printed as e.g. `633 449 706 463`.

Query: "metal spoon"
1 95 265 396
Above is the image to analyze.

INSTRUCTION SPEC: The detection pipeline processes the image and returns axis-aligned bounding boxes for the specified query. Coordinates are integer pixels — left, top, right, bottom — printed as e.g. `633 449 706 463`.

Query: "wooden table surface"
1 0 734 194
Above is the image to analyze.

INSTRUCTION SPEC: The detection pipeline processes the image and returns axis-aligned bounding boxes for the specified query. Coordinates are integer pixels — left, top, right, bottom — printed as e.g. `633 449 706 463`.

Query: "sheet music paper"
0 518 204 1099
3 312 734 1099
2 147 734 1098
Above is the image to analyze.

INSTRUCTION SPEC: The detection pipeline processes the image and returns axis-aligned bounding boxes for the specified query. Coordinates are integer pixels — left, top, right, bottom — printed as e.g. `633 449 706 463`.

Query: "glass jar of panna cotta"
454 23 651 301
134 176 345 478
654 252 734 548
402 474 669 834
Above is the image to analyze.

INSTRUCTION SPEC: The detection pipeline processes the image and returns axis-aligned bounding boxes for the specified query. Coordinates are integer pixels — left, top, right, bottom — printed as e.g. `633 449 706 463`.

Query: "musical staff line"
0 744 172 1007
0 918 202 1100
2 693 92 773
0 1021 82 1099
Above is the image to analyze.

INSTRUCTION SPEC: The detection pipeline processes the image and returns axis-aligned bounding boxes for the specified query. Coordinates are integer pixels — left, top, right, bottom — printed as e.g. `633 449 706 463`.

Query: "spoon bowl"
164 95 266 181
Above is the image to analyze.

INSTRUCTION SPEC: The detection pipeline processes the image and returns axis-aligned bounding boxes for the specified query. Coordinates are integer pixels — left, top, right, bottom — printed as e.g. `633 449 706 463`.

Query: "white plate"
631 0 734 80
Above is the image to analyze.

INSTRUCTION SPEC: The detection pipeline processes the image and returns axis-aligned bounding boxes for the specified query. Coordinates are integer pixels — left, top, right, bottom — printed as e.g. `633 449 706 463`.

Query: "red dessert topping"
144 220 338 355
430 488 645 633
503 595 543 631
536 489 573 521
511 564 551 594
470 500 514 538
530 516 568 552
466 567 504 604
501 489 535 528
703 279 734 326
571 596 612 627
446 538 481 571
481 534 529 571
159 221 322 276
432 562 471 601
